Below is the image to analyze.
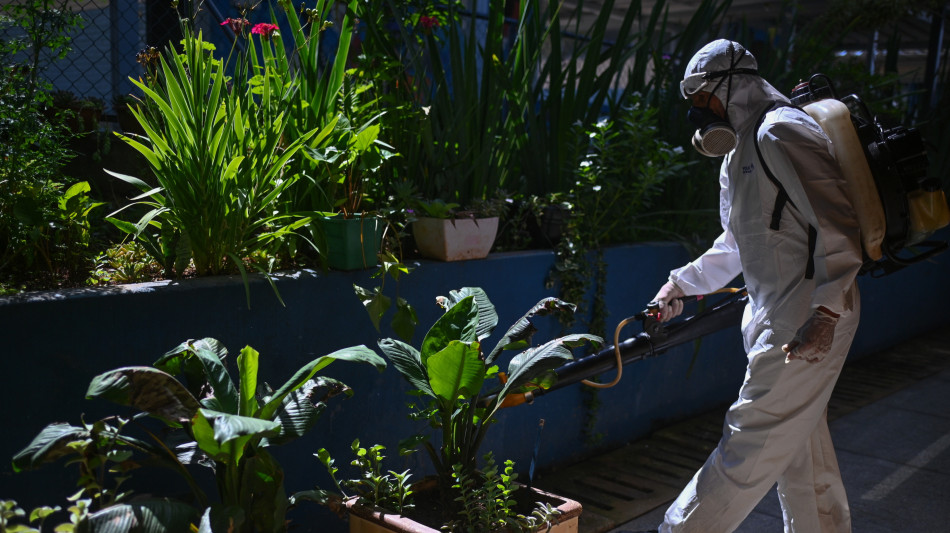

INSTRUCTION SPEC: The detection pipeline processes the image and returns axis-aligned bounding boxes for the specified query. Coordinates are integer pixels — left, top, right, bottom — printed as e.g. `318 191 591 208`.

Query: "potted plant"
328 287 602 531
307 111 396 270
410 199 502 262
13 337 387 533
255 0 390 272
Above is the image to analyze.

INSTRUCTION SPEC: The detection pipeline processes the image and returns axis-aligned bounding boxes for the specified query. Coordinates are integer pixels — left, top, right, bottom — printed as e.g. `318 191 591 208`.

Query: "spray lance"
485 287 748 409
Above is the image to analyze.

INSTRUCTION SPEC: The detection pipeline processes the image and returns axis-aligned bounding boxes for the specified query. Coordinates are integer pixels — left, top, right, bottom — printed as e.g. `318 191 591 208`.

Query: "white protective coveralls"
659 40 864 533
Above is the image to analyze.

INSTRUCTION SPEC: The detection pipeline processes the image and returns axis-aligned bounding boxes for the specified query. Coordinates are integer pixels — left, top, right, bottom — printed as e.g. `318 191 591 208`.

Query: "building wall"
1 236 948 530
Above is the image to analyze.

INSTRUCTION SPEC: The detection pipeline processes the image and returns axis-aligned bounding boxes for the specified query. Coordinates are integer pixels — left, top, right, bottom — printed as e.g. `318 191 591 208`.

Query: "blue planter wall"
1 238 948 530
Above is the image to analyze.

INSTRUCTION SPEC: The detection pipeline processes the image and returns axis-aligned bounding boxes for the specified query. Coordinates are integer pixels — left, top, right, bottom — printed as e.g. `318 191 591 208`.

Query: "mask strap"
724 42 737 117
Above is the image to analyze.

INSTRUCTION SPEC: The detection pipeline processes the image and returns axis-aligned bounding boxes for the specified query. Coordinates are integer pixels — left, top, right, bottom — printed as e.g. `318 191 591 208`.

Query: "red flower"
419 16 439 31
251 23 280 40
220 18 250 34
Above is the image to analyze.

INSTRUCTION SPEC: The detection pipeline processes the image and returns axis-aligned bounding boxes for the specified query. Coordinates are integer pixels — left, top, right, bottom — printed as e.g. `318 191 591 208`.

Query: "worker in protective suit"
649 40 864 533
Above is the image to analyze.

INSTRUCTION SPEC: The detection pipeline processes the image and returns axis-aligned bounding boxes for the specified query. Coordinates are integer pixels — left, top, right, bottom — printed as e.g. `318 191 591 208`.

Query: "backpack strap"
753 102 817 280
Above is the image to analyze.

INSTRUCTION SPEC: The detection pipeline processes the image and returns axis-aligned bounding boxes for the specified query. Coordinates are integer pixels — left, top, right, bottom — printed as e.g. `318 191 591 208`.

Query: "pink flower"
220 18 250 34
419 16 438 31
251 23 280 40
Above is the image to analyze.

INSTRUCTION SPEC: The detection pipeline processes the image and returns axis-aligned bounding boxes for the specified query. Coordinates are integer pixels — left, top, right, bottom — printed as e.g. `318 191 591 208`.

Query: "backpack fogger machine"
790 73 950 276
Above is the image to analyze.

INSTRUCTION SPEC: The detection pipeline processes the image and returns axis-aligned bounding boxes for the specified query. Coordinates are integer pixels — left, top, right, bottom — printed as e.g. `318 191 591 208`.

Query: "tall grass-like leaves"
107 31 326 286
415 0 523 206
512 0 642 196
274 0 363 217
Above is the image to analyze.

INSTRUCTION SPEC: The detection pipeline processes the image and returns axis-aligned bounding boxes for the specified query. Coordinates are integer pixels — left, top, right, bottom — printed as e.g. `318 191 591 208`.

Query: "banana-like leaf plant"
377 288 602 508
12 417 203 532
14 338 385 533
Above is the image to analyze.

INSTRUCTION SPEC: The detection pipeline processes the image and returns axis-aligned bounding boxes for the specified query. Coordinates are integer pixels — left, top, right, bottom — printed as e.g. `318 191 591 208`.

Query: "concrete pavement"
536 324 950 533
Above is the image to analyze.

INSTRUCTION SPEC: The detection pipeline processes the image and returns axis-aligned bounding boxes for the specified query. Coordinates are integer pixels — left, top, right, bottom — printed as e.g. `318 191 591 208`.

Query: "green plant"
353 252 418 342
511 0 642 197
0 498 137 533
12 415 204 532
268 0 360 222
305 109 396 217
0 0 83 103
354 1 450 186
107 29 332 299
308 439 416 515
48 89 78 110
445 452 561 533
418 0 511 205
15 337 386 533
0 2 103 292
1 500 61 532
87 241 163 285
414 199 460 219
571 99 695 247
377 287 602 520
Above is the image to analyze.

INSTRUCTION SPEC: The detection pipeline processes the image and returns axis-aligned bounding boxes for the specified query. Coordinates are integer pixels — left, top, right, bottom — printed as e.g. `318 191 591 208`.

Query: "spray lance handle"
643 294 702 317
581 295 701 390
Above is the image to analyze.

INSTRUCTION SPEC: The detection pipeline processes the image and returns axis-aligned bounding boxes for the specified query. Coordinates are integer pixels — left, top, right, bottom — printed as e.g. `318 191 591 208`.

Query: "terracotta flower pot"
344 481 582 533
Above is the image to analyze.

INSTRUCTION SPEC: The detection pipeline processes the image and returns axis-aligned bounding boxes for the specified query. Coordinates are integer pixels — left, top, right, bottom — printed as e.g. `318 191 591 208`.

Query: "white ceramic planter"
412 217 499 261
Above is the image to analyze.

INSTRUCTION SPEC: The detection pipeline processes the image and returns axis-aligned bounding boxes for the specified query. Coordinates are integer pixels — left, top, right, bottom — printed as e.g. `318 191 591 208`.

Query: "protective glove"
652 281 685 323
783 306 840 363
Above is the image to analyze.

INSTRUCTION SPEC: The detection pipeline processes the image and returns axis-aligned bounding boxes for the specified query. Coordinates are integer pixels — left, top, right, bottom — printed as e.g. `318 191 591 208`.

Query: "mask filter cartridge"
688 106 737 157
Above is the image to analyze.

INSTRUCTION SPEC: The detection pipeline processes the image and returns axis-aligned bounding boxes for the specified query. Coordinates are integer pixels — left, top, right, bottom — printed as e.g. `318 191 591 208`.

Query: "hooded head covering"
683 39 789 135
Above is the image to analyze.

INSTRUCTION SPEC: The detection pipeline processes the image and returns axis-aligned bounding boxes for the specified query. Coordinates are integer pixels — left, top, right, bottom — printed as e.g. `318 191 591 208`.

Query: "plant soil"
396 484 567 531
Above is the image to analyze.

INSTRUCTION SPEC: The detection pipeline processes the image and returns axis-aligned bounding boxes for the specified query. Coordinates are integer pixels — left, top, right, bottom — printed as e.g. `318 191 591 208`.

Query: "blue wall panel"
2 236 948 530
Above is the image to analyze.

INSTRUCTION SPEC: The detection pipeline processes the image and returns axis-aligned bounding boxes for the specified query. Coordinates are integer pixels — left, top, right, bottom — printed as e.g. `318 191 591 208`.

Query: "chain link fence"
10 0 553 119
2 0 236 118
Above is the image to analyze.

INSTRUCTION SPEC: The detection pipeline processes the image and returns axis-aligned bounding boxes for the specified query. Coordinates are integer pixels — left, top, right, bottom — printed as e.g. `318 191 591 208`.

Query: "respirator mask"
680 44 758 157
687 104 737 157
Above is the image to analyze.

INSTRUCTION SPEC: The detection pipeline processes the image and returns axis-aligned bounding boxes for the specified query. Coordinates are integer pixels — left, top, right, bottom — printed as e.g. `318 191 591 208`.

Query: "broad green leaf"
377 338 431 396
192 409 279 464
12 423 88 472
495 334 603 410
154 339 239 415
258 345 385 421
426 341 485 405
237 346 259 418
392 298 419 343
446 288 498 341
354 284 390 332
352 123 380 152
190 413 222 460
267 377 350 445
486 297 577 365
63 181 91 200
81 499 198 533
86 367 200 425
420 296 479 362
